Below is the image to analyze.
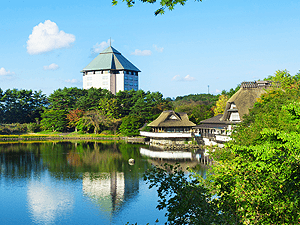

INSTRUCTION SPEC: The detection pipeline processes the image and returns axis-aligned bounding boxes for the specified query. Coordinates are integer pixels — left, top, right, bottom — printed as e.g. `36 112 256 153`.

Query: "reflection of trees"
0 141 150 220
0 143 45 179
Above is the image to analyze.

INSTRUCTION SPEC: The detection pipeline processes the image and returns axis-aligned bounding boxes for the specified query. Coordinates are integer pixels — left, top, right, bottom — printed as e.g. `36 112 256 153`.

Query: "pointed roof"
148 110 196 127
81 46 141 72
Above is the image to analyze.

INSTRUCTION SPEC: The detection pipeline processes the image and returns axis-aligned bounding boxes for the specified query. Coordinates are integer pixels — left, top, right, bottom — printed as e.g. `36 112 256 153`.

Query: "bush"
27 123 41 133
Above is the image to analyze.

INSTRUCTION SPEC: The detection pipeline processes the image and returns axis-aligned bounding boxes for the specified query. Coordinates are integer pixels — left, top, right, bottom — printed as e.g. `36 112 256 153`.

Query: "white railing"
215 135 232 142
140 131 192 138
140 148 192 159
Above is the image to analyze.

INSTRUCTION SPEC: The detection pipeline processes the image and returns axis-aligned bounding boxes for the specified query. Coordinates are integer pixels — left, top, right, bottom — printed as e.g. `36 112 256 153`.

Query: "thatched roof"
148 110 196 127
221 85 266 121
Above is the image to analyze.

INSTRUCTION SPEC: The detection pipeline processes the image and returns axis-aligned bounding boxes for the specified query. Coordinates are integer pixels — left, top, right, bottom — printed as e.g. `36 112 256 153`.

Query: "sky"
1 0 300 98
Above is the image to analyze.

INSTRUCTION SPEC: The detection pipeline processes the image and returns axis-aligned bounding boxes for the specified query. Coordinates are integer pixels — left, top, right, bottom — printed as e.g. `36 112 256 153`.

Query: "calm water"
0 141 207 225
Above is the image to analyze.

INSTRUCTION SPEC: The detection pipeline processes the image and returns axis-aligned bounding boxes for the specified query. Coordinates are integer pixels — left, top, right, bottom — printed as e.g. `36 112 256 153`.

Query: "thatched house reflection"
194 81 276 146
140 110 196 148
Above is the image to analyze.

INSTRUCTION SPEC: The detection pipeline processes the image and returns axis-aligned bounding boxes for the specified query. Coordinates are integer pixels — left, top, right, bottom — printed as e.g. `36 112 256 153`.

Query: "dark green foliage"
0 89 47 124
172 94 216 125
210 71 300 224
119 115 144 136
175 102 213 124
40 109 68 132
144 164 233 224
77 88 114 110
174 93 218 103
0 123 28 134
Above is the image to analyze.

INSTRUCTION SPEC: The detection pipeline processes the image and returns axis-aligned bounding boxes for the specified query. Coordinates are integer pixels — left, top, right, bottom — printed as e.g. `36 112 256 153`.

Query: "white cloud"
172 75 180 80
27 20 75 55
131 49 152 56
153 44 164 52
65 79 81 84
183 75 196 81
92 39 114 54
0 67 15 76
43 63 59 70
172 74 196 82
215 89 221 93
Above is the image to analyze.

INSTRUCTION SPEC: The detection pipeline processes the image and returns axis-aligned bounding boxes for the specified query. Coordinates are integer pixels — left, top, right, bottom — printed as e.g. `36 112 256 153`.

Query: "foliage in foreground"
144 164 232 225
112 0 203 15
144 70 300 224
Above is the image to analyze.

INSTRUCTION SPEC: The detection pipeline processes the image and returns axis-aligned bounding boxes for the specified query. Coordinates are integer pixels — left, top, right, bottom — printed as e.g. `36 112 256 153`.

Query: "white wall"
116 73 124 93
83 72 110 91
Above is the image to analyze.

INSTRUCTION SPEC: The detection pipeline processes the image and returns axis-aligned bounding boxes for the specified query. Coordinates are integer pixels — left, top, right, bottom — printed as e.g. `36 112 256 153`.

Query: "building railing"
140 131 192 138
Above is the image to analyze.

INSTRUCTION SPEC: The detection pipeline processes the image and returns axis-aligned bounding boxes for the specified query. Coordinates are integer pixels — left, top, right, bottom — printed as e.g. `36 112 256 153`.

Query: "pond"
0 141 208 225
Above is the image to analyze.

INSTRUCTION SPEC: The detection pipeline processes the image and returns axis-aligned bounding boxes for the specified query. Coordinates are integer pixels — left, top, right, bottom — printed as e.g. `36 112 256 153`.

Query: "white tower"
81 46 140 94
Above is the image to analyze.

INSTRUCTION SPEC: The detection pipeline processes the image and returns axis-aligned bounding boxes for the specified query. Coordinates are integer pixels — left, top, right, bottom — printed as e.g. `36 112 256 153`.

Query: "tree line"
0 85 237 135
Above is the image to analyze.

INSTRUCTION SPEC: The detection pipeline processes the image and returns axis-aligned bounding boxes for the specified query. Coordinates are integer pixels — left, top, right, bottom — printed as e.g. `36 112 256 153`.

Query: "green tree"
144 164 229 225
98 97 122 119
40 109 68 132
119 115 144 136
112 0 203 15
47 87 85 111
77 87 113 110
0 89 47 124
175 101 213 124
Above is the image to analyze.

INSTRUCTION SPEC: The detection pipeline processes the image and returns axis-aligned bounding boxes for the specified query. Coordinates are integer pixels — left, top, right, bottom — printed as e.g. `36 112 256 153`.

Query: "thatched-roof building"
221 81 271 122
194 80 275 146
140 110 196 148
147 110 196 132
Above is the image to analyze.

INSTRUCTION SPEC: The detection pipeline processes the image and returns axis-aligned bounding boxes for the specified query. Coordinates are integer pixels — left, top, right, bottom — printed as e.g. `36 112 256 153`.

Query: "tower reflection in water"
82 171 139 219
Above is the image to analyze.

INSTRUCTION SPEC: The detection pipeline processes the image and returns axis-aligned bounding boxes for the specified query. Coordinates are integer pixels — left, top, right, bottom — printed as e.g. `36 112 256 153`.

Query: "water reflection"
82 171 139 220
0 141 207 224
27 178 74 224
140 146 209 178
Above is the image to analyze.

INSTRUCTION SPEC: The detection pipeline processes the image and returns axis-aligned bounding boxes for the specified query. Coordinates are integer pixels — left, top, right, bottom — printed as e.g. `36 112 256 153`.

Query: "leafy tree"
112 0 203 15
40 109 68 132
129 90 171 122
212 94 228 116
0 89 47 124
175 93 218 104
144 164 234 224
77 87 113 110
47 87 85 111
119 115 144 136
175 101 213 124
77 110 105 134
211 108 300 223
98 97 122 119
66 109 84 132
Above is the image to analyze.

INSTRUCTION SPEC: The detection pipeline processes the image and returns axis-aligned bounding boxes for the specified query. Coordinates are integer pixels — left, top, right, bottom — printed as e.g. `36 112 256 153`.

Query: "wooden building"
140 110 196 148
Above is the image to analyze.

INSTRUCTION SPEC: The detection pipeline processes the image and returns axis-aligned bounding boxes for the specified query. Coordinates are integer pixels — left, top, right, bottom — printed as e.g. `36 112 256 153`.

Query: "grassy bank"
0 132 125 141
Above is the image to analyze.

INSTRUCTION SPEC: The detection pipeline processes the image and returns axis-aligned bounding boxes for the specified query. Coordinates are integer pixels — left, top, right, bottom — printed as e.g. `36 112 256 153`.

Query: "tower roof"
81 46 141 72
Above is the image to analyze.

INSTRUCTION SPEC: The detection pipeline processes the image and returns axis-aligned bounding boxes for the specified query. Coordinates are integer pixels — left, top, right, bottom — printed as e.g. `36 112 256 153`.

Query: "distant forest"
0 85 240 135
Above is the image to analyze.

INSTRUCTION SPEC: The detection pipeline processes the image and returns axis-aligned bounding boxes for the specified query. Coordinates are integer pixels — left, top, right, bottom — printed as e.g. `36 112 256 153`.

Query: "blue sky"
1 0 300 98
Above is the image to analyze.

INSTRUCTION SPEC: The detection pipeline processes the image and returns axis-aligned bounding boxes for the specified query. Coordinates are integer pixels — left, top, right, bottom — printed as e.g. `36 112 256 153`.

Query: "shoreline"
0 134 149 143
